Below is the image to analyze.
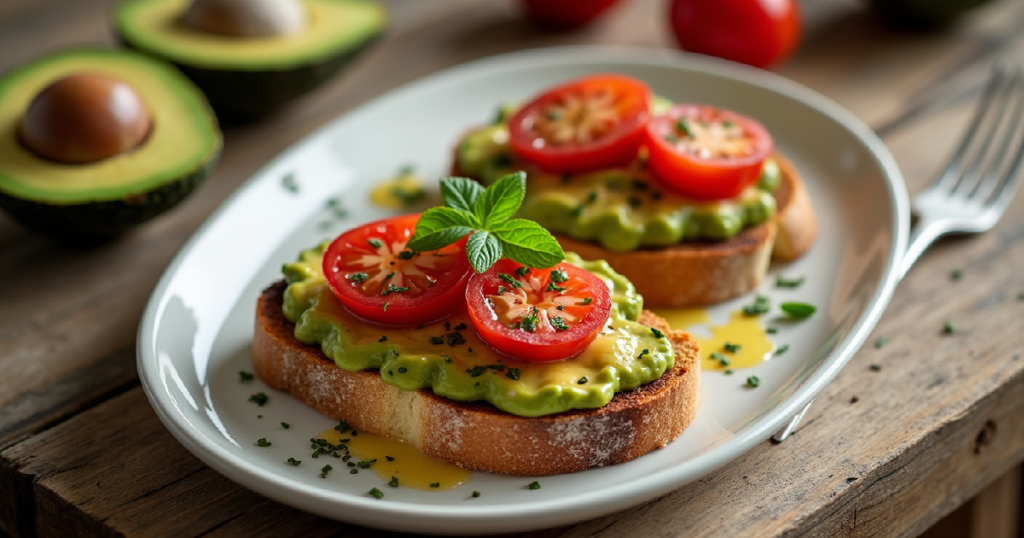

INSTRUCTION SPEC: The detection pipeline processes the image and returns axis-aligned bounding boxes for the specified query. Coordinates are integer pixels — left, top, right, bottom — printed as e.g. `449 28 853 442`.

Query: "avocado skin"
120 32 381 123
0 152 218 241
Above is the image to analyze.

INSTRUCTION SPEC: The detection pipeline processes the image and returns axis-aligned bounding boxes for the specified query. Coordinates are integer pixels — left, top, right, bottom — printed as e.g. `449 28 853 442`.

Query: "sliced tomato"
644 104 773 200
466 259 612 362
322 214 473 326
508 75 651 173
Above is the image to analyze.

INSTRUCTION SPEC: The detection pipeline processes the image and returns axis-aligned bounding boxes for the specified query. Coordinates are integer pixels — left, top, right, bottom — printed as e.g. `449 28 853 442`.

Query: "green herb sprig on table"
407 172 565 273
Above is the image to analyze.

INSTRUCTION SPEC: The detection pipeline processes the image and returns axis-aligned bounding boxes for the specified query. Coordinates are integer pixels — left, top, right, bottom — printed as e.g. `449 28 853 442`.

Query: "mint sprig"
408 172 564 273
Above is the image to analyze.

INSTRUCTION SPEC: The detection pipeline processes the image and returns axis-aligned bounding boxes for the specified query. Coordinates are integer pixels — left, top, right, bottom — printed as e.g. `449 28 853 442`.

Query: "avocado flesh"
114 0 386 121
0 48 221 239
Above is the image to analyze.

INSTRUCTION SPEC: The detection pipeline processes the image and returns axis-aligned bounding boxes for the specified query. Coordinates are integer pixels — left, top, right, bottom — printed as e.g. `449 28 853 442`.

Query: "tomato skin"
519 0 623 29
466 259 612 362
322 214 473 326
644 104 773 200
669 0 802 69
508 75 651 173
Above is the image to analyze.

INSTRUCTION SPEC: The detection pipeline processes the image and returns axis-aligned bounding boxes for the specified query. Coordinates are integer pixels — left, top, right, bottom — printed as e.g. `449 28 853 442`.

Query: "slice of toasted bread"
253 282 700 476
451 146 816 307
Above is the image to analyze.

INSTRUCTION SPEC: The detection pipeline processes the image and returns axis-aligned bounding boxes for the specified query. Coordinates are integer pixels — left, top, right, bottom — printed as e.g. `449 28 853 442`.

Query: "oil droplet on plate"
317 427 470 491
652 308 775 371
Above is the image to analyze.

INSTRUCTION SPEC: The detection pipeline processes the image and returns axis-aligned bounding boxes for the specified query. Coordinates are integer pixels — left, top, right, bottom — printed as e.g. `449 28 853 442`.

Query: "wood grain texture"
3 0 1024 536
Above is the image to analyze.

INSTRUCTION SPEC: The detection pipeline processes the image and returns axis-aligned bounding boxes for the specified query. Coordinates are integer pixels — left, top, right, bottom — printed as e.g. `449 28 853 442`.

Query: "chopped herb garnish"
781 302 816 319
385 272 395 280
775 276 805 288
444 354 452 364
257 438 271 447
775 344 789 356
239 371 254 382
869 364 882 371
520 309 540 332
632 178 649 191
724 342 741 353
664 133 679 143
429 336 444 345
528 481 541 490
497 285 507 294
498 273 523 289
467 364 505 377
249 392 268 406
447 331 467 346
676 118 693 137
350 469 358 474
334 421 350 432
746 375 761 388
282 173 299 193
577 376 588 384
430 482 440 488
651 327 665 338
874 337 889 349
358 461 371 469
472 491 481 498
368 487 384 499
579 297 593 306
385 455 394 462
387 370 393 376
286 458 301 466
383 302 389 312
545 281 566 292
766 327 778 334
943 321 956 334
572 204 585 217
320 464 332 478
453 323 468 331
550 316 569 331
549 269 568 283
515 266 530 277
397 250 416 260
638 348 650 359
281 422 290 429
557 304 565 310
383 284 410 295
951 269 963 281
388 476 399 488
724 368 734 375
1018 292 1024 301
628 196 642 209
378 335 387 343
506 367 521 381
587 191 599 203
368 238 383 249
347 272 369 283
743 295 771 316
398 366 408 374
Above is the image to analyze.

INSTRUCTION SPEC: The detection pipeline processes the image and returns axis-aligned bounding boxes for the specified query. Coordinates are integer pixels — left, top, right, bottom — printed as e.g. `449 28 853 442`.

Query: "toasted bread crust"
768 152 817 262
253 282 700 476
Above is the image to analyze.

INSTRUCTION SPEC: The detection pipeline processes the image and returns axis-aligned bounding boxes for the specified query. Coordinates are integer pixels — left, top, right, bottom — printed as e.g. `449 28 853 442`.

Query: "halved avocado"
0 48 221 240
114 0 386 122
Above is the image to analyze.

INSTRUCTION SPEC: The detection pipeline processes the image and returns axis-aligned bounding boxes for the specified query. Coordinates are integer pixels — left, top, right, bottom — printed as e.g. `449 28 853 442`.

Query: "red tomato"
508 75 651 173
466 259 612 362
322 214 473 326
519 0 623 29
644 104 773 200
669 0 802 69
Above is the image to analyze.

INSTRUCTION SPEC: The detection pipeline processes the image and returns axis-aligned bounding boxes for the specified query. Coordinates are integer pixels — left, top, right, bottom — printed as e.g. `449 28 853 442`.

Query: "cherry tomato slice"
322 214 473 326
669 0 802 69
466 259 612 362
508 75 651 173
644 104 773 200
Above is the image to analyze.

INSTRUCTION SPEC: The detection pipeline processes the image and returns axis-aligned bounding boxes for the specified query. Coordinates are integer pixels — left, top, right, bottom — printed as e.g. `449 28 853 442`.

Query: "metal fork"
773 61 1024 443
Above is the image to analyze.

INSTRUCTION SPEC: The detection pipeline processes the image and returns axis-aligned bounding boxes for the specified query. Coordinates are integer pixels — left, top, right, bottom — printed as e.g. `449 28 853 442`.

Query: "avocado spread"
457 107 780 252
282 246 672 418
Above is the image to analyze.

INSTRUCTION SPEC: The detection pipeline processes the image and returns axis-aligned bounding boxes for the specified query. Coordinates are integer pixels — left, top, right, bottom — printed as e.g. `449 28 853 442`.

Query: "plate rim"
137 44 911 531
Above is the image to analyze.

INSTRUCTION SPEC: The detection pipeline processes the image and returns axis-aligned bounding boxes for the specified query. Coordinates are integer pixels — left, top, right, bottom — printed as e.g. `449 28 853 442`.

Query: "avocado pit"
19 72 152 164
183 0 307 37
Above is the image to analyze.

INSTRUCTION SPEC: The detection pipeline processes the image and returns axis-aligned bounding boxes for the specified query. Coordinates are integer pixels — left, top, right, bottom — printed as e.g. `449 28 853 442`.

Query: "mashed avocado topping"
281 247 672 417
457 108 780 252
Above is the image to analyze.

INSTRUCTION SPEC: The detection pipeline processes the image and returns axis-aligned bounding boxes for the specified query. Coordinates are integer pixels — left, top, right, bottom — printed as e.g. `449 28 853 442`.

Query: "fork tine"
973 66 1024 203
985 71 1024 213
933 64 1010 192
949 65 1019 196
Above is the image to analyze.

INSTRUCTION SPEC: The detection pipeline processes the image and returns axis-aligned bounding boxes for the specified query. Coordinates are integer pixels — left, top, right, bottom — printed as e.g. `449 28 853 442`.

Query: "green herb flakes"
383 284 410 295
320 465 332 478
775 276 805 288
743 295 770 316
249 392 268 406
545 281 566 293
869 364 882 372
238 371 254 382
550 316 569 331
398 366 408 374
498 273 523 289
951 269 963 281
368 487 384 499
579 297 593 306
347 272 369 283
472 491 481 498
430 482 440 488
780 302 816 319
388 476 399 488
286 458 301 466
378 335 387 343
515 266 530 277
257 438 271 447
520 309 540 332
385 455 395 462
943 321 957 334
766 327 778 334
368 238 383 249
724 342 741 353
281 422 290 429
506 367 521 381
528 481 541 490
549 269 568 283
746 375 761 388
638 348 650 359
651 327 665 338
444 354 452 364
874 337 889 349
397 250 416 260
775 344 789 356
577 376 588 384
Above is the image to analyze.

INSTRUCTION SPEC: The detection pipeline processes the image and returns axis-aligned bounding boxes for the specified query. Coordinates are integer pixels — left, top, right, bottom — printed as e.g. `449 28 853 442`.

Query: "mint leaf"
466 231 502 274
440 178 484 214
474 171 525 228
407 207 475 251
495 219 564 269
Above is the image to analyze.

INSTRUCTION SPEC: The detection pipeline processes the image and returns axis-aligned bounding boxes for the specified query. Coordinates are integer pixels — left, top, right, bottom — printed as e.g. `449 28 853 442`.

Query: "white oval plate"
138 46 909 535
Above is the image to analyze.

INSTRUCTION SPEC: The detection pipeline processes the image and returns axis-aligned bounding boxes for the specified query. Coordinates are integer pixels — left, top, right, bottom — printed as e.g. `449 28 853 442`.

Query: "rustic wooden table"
3 0 1024 536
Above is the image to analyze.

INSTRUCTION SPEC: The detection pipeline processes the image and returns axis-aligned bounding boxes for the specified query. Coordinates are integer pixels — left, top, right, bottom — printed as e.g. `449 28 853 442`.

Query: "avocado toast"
452 75 818 306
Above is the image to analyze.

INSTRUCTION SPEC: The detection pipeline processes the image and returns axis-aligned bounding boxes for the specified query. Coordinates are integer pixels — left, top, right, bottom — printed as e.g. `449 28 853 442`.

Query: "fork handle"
899 217 951 280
